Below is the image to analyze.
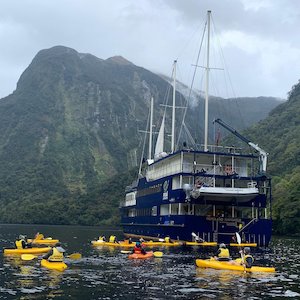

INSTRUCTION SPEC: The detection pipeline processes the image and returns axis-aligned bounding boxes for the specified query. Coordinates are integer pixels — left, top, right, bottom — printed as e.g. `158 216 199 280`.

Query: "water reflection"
1 225 300 299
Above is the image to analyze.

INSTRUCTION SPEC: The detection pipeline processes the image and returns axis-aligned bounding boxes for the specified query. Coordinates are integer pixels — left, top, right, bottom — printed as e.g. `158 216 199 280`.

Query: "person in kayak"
98 236 106 242
124 238 133 244
240 247 254 268
43 242 66 262
15 235 32 249
109 235 118 243
34 232 44 240
214 243 231 261
132 241 146 255
164 236 173 243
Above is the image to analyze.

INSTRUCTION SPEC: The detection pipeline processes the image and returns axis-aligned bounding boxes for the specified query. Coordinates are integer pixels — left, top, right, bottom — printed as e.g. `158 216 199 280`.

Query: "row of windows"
124 204 267 219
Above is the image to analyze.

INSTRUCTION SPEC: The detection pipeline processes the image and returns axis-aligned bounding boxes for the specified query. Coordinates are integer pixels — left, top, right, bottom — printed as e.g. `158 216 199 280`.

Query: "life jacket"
109 235 116 243
15 240 25 249
218 248 230 258
35 233 44 240
98 236 105 242
49 247 64 262
133 245 142 254
243 254 254 267
164 237 170 243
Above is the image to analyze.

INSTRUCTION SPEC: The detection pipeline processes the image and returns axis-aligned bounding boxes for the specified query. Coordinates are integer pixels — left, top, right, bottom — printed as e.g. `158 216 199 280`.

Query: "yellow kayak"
91 241 136 247
27 238 59 245
142 241 181 247
185 242 217 247
196 258 275 273
229 243 257 247
41 259 67 272
4 247 51 255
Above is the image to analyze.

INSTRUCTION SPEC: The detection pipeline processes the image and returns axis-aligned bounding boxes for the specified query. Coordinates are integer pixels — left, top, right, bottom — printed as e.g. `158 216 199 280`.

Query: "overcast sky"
0 0 299 99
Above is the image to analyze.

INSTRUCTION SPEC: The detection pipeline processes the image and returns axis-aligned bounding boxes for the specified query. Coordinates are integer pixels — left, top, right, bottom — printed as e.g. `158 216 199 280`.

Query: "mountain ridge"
0 45 283 226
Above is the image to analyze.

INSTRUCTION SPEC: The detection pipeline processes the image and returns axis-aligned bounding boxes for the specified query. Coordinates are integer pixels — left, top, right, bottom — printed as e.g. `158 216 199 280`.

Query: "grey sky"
0 0 299 99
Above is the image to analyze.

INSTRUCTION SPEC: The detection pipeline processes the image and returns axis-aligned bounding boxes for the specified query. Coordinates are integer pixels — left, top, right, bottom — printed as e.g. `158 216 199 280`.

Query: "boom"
214 118 268 174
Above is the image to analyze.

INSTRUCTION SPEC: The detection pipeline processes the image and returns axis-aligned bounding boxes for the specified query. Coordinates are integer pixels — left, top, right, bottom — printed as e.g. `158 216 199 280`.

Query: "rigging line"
183 122 196 146
138 100 151 176
174 19 207 62
176 21 207 151
211 15 245 129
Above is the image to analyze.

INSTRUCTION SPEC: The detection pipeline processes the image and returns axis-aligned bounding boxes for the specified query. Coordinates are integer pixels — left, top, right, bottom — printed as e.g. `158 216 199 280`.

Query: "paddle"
66 253 82 260
192 232 205 242
235 232 246 272
153 251 163 258
21 254 37 261
121 250 163 257
21 253 81 261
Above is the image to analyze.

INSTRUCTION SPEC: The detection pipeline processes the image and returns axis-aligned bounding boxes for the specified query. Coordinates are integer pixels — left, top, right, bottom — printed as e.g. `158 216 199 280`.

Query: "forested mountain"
0 46 282 225
239 81 300 234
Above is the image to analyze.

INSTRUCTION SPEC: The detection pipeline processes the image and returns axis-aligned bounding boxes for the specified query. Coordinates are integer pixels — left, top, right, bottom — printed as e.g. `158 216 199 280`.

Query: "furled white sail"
154 114 165 157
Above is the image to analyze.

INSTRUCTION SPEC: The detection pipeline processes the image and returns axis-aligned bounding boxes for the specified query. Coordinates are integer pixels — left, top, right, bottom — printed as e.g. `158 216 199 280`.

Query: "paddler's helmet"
136 241 141 247
244 247 250 254
219 243 226 249
19 235 26 240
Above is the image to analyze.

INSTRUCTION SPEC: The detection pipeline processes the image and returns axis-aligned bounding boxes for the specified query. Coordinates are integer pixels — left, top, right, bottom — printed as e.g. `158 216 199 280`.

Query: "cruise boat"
120 11 272 246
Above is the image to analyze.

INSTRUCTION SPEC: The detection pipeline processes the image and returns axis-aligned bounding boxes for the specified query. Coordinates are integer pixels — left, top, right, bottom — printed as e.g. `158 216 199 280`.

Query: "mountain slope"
238 80 300 234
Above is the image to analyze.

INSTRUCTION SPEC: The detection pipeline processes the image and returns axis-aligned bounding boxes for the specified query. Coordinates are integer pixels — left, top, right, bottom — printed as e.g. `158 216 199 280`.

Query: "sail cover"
154 114 165 156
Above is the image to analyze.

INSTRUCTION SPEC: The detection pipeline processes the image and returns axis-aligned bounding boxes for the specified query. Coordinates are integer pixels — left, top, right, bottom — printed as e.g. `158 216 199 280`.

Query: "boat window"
125 192 136 206
180 204 194 215
128 209 136 217
182 176 193 186
235 207 252 218
146 155 182 181
160 204 169 216
172 176 181 190
152 206 157 216
136 208 152 216
194 204 213 216
170 203 179 215
215 205 232 218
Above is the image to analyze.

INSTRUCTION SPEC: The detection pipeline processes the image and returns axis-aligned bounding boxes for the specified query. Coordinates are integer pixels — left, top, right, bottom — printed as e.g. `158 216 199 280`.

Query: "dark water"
0 224 299 299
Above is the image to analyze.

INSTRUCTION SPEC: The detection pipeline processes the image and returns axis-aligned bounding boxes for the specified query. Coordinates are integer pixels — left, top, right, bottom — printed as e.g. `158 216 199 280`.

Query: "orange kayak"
128 251 154 259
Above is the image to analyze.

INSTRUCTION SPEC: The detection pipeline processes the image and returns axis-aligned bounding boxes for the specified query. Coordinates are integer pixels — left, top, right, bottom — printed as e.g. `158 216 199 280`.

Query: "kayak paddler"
98 236 106 242
109 235 118 243
132 241 146 255
164 236 173 243
43 242 65 262
240 247 254 268
214 243 231 261
15 235 32 249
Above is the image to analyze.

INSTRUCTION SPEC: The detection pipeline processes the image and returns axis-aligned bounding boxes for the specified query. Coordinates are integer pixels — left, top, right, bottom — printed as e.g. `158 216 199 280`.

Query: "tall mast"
204 10 211 152
171 60 177 153
148 96 154 159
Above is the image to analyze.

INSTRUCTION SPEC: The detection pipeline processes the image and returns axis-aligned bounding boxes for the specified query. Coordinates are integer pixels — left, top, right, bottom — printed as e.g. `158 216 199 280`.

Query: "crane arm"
213 118 268 174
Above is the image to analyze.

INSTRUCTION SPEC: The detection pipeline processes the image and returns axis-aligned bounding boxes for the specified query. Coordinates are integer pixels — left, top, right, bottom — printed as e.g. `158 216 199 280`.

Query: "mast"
171 60 177 153
148 96 154 160
204 10 211 152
